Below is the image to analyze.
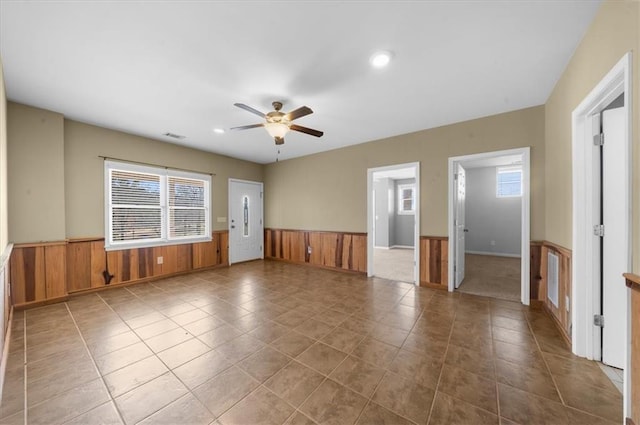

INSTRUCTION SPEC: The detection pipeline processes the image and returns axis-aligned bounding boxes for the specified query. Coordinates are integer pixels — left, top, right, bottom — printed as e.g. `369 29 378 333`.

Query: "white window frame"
105 160 211 251
496 166 523 198
397 183 415 215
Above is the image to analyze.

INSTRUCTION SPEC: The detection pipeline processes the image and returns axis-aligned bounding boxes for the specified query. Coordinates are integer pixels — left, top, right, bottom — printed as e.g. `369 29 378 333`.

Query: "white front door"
455 164 466 288
229 179 263 265
601 107 627 369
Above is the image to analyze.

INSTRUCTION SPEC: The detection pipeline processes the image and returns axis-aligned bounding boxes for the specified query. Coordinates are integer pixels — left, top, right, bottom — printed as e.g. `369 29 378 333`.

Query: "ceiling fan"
230 101 324 145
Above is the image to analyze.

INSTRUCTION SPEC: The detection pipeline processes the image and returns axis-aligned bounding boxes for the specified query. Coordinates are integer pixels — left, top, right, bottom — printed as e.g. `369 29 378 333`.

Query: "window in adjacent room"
105 160 211 250
496 166 523 197
398 183 415 214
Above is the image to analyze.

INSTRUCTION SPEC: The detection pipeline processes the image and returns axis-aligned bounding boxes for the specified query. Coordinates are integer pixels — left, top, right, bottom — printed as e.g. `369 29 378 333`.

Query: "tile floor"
0 260 623 425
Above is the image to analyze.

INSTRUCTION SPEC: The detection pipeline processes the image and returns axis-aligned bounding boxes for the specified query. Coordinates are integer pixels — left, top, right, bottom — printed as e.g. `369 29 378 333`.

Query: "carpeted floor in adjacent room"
457 254 521 301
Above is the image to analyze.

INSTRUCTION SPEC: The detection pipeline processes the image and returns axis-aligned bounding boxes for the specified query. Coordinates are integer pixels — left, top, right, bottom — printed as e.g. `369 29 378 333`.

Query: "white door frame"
228 178 264 265
367 162 420 284
570 52 631 417
447 147 531 305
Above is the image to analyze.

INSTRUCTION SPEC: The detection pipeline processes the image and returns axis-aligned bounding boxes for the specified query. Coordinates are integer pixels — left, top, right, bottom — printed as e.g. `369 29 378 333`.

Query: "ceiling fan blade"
286 106 313 121
290 124 323 138
234 103 266 118
230 123 264 131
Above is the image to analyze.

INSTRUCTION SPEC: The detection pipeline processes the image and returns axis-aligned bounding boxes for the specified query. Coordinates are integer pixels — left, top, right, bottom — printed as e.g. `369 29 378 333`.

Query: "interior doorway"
367 162 420 284
228 179 264 265
570 53 631 415
448 148 531 305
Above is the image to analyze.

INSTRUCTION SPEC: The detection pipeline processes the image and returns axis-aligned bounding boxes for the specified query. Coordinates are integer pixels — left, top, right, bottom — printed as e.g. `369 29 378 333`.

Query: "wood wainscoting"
625 273 640 425
10 231 228 308
420 236 448 289
532 241 572 343
264 229 366 273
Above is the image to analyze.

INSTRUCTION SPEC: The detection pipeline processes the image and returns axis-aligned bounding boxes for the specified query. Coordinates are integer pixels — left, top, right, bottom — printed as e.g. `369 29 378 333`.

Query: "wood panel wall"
420 237 448 289
538 242 572 342
625 273 640 425
10 242 67 306
264 229 366 273
9 231 228 308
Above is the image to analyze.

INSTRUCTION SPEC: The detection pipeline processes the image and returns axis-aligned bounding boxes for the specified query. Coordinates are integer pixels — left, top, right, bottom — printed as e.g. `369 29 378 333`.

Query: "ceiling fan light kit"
231 101 323 145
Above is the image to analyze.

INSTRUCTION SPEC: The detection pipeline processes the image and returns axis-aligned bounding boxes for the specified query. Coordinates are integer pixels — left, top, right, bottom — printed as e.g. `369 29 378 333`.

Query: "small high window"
398 184 415 215
496 166 522 197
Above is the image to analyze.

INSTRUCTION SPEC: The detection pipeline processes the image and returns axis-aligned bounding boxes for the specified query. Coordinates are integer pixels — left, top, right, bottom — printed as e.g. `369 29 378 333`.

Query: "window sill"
105 236 212 252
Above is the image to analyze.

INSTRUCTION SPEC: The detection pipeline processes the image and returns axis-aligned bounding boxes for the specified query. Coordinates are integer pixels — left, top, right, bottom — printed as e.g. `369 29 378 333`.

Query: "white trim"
228 178 264 266
367 162 420 285
465 250 521 258
104 160 211 251
448 147 530 305
391 245 414 250
570 52 632 418
374 246 391 250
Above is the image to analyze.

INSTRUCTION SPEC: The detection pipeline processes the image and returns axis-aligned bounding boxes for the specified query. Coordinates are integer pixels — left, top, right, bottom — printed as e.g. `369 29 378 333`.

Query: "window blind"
105 160 211 250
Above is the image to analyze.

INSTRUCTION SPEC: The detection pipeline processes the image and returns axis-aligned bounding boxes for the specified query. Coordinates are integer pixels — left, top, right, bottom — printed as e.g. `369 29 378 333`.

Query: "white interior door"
455 164 466 288
601 107 627 369
229 179 263 265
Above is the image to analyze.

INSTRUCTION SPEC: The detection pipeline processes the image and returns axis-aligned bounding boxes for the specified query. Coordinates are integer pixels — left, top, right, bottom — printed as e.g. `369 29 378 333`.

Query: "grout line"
525 308 567 407
488 302 502 424
22 312 26 425
425 297 458 425
63 301 125 425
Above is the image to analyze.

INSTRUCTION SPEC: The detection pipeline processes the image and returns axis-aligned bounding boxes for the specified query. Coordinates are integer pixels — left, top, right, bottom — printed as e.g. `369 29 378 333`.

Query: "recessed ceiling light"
213 128 225 134
370 50 392 68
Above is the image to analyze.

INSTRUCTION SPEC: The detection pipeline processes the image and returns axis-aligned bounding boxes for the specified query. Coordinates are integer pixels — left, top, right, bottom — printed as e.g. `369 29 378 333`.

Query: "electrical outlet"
490 240 496 246
565 296 570 311
307 246 312 254
157 256 164 265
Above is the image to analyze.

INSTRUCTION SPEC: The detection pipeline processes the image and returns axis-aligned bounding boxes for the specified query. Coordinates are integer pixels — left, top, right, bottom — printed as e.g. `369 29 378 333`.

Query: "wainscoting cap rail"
99 156 216 176
623 273 640 291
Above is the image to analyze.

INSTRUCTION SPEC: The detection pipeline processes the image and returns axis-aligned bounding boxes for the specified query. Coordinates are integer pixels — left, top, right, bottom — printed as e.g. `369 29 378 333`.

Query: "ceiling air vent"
163 132 186 140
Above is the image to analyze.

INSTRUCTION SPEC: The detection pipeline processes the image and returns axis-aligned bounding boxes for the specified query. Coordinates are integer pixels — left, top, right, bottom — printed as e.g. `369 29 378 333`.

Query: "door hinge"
454 173 458 180
454 265 456 272
593 224 605 237
260 245 263 251
593 133 604 146
594 314 604 327
260 192 263 198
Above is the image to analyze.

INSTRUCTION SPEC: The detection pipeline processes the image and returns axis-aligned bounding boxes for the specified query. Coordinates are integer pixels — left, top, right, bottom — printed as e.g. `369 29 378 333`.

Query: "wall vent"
547 251 559 308
163 132 186 140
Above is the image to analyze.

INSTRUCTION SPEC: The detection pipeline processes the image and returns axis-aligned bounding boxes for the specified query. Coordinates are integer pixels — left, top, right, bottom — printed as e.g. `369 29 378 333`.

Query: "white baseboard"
374 246 390 250
391 245 414 250
465 250 521 258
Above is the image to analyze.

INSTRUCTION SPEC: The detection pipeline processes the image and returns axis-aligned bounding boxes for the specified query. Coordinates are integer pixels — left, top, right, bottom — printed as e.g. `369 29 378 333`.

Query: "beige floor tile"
64 401 123 425
103 355 168 397
114 372 189 424
192 366 259 417
299 379 367 425
218 386 295 425
137 393 214 425
428 391 498 425
265 360 325 407
372 372 435 425
173 349 233 389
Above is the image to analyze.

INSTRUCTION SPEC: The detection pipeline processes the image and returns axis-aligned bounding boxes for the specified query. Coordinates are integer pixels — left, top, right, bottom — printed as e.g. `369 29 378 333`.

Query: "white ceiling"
0 1 601 164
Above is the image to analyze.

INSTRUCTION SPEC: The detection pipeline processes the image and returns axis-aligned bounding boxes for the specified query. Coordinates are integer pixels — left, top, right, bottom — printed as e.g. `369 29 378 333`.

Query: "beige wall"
544 0 639 272
0 60 7 253
264 106 545 238
64 120 263 238
8 102 66 243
